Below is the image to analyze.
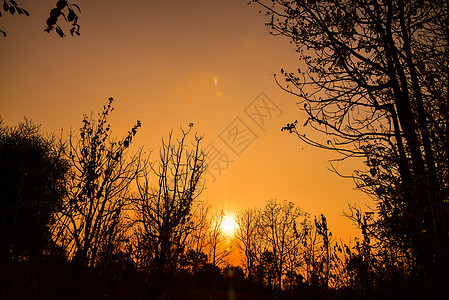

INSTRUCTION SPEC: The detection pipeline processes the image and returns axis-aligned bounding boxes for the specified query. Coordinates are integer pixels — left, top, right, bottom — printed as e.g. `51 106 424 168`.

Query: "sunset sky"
0 0 369 241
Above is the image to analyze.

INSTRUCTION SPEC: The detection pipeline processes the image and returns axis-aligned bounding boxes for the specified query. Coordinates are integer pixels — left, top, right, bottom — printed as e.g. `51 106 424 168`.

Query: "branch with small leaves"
45 0 81 38
0 0 30 37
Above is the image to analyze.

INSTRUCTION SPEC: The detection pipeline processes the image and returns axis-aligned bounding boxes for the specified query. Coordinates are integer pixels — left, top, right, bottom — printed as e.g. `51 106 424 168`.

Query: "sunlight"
221 214 237 236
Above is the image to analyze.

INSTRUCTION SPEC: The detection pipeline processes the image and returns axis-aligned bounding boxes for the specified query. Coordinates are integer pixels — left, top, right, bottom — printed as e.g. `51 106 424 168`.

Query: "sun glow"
221 214 237 236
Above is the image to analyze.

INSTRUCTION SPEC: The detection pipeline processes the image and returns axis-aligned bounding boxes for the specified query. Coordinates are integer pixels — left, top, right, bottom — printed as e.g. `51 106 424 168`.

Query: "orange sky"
0 0 369 242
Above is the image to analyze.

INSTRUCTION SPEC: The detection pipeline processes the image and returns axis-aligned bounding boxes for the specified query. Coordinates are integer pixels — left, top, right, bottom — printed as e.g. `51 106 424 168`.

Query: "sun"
221 214 237 236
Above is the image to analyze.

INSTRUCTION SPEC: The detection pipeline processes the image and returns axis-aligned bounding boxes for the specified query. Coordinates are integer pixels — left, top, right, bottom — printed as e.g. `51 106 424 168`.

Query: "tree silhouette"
184 200 212 273
206 210 232 267
51 97 142 267
0 118 68 260
260 250 276 290
253 0 449 291
235 208 261 280
259 200 307 290
300 214 334 290
132 127 206 292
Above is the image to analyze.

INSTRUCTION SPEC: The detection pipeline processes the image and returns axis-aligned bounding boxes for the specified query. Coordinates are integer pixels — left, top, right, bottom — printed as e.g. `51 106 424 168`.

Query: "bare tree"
235 201 342 290
300 214 334 289
235 208 261 279
183 200 212 272
206 210 232 267
51 98 142 267
258 199 306 290
132 127 206 278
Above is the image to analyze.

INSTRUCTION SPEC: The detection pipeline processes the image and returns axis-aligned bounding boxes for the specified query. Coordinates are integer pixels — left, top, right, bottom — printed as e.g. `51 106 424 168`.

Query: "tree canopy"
0 118 69 259
252 0 448 294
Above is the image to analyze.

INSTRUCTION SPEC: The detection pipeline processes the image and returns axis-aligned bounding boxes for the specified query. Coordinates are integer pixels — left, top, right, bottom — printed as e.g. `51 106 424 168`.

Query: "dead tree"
132 127 206 278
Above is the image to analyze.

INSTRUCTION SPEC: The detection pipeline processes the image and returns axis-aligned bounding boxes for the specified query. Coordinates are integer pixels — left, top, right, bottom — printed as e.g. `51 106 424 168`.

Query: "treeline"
0 98 443 299
1 98 234 298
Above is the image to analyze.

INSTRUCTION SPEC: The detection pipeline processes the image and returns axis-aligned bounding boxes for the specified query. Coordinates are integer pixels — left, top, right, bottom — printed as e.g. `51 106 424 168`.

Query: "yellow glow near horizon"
221 214 237 236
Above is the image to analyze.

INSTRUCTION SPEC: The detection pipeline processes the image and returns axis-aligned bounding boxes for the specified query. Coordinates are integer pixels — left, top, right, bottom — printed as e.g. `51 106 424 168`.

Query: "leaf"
55 27 64 38
67 10 75 22
3 1 8 12
0 29 6 37
56 0 66 10
22 8 29 16
72 3 81 12
46 17 57 26
370 168 377 177
10 0 17 5
50 8 61 19
9 6 15 15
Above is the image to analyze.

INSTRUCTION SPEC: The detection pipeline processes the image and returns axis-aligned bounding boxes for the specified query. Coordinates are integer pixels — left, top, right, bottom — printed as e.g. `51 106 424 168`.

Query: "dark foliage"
252 0 449 296
0 0 29 37
0 118 68 260
44 1 81 37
